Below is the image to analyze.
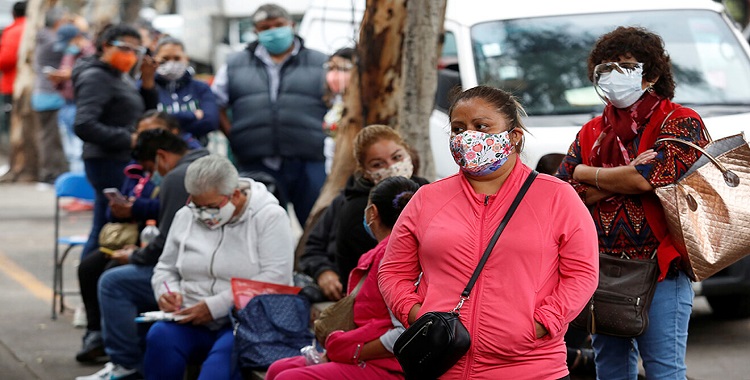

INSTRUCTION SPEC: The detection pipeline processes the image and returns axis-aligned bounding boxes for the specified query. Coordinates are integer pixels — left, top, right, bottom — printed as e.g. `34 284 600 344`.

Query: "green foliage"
723 0 746 25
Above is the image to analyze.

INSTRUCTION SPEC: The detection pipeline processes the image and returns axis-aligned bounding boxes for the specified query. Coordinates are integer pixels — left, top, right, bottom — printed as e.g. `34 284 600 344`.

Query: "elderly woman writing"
143 155 294 380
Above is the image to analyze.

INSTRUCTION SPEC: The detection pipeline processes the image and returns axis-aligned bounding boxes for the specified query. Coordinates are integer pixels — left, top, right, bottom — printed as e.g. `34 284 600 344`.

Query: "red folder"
231 278 301 309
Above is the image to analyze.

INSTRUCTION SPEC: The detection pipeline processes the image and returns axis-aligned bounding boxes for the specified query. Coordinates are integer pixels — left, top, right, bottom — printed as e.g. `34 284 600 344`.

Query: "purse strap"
349 271 368 297
654 108 739 187
658 106 712 142
453 170 538 313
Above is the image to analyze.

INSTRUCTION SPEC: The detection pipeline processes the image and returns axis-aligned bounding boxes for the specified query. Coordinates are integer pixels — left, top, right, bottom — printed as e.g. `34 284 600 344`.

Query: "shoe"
75 330 108 363
75 362 140 380
73 304 87 328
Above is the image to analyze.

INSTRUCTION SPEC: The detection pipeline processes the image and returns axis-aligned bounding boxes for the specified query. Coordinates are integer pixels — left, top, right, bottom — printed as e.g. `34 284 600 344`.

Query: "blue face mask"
65 45 81 55
257 26 294 55
149 171 162 187
362 205 376 240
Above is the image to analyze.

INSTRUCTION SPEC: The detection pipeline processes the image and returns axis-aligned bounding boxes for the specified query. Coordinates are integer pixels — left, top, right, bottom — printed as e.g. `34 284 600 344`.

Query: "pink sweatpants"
266 356 403 380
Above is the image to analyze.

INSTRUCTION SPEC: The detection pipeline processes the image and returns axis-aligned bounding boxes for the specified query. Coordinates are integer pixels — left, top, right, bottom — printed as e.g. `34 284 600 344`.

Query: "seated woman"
75 111 199 364
143 155 294 380
267 176 422 380
298 125 428 301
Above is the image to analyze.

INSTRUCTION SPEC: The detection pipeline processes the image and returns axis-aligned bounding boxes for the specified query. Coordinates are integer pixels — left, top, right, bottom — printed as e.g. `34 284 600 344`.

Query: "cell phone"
103 188 128 205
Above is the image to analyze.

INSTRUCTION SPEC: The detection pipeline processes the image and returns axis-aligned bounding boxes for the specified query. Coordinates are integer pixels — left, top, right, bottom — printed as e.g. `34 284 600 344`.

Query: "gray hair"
185 155 239 196
155 36 185 54
252 3 291 23
45 7 66 28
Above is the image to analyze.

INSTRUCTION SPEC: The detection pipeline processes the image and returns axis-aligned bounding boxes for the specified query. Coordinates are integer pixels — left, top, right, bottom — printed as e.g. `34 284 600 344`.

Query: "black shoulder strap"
461 170 538 298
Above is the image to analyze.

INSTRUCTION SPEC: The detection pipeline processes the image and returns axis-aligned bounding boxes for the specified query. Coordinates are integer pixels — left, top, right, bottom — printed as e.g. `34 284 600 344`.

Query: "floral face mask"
367 156 414 184
449 129 515 176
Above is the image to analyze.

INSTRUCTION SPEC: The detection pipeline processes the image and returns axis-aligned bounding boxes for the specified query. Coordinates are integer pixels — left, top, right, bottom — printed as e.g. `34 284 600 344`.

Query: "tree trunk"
397 0 446 181
85 0 120 31
294 0 409 263
59 0 87 13
1 0 57 183
121 0 144 24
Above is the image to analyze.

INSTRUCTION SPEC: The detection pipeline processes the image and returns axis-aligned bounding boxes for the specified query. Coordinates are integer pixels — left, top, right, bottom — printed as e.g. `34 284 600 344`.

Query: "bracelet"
353 343 362 363
595 168 602 190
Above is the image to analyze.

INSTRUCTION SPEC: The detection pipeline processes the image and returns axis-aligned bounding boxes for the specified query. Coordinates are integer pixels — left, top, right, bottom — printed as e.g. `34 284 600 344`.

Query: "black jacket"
130 148 210 266
298 193 344 281
301 174 429 291
225 39 328 162
72 56 158 162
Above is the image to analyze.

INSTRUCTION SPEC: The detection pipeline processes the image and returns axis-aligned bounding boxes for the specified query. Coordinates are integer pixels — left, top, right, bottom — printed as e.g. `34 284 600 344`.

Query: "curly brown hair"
587 26 675 99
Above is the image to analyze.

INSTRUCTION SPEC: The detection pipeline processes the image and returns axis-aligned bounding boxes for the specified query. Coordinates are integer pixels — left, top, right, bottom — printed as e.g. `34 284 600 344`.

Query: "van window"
439 31 459 71
471 10 750 116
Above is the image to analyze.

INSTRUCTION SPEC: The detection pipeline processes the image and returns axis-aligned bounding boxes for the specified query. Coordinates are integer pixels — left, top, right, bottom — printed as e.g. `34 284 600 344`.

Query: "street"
0 180 748 379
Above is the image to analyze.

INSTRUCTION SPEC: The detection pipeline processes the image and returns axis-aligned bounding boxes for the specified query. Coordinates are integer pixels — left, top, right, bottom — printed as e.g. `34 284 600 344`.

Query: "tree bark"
397 0 446 181
121 0 144 25
1 0 57 183
85 0 120 31
294 0 409 263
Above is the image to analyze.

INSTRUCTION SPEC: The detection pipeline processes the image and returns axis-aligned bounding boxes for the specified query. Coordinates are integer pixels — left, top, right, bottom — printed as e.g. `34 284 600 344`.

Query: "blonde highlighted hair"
352 125 411 172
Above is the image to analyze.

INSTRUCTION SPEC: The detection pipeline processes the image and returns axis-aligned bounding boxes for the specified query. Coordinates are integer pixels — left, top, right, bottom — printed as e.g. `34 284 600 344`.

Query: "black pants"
0 94 11 151
78 250 120 331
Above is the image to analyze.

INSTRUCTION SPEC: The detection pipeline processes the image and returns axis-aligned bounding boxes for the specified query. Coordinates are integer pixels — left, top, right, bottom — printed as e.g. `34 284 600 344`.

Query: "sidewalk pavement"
0 171 98 379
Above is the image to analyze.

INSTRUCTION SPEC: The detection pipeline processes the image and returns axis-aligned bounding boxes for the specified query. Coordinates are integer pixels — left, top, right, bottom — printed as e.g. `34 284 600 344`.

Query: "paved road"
0 178 748 379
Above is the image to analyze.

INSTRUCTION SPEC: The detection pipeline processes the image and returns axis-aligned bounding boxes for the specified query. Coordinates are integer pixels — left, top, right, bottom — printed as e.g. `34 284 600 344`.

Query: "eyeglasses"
110 40 146 55
323 62 354 72
187 195 230 217
594 62 644 76
155 56 184 64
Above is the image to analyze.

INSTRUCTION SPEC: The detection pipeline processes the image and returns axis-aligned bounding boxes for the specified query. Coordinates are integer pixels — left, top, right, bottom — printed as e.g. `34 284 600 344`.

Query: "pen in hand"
163 281 181 311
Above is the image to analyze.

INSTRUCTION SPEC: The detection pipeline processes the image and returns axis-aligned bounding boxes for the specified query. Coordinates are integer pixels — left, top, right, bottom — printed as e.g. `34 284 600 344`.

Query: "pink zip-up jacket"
378 161 598 379
324 236 402 373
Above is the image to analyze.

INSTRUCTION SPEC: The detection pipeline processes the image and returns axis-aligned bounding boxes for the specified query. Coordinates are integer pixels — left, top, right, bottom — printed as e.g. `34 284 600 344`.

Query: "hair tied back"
393 191 414 209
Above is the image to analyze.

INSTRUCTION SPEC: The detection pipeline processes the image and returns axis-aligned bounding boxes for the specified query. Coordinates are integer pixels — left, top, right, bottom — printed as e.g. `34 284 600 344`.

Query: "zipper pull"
484 195 490 206
589 303 596 334
422 320 433 336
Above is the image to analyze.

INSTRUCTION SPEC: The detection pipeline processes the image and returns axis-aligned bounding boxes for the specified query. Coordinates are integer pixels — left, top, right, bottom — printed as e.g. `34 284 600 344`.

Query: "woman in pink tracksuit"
267 176 423 379
378 86 599 379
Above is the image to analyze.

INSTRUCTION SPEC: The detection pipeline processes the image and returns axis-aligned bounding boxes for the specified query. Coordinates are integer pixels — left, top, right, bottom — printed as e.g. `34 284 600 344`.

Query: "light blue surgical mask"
65 45 81 55
149 171 162 187
257 26 294 55
362 204 376 240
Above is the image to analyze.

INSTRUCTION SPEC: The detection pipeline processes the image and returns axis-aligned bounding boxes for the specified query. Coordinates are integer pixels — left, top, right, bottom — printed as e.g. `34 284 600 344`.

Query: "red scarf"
590 92 661 167
579 99 700 281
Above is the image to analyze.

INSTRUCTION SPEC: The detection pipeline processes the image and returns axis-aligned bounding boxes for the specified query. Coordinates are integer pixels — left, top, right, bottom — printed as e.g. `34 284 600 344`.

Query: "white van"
300 0 750 318
301 0 750 177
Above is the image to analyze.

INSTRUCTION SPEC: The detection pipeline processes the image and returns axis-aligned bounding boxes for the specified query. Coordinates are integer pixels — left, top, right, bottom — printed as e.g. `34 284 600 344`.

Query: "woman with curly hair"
556 26 707 379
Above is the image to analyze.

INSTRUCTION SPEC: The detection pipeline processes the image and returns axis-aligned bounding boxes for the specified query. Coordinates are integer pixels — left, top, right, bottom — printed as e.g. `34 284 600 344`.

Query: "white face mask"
190 197 236 230
156 60 188 81
595 63 646 109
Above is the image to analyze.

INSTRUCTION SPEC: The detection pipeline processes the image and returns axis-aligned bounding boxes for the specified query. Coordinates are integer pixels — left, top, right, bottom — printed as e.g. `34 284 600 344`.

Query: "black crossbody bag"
393 171 538 380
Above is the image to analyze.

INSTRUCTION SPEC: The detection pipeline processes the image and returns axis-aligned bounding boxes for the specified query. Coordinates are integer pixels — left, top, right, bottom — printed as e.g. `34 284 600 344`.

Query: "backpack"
233 294 313 371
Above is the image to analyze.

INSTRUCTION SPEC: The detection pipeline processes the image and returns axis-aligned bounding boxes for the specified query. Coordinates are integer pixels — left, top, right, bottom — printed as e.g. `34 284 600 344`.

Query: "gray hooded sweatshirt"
151 178 294 329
